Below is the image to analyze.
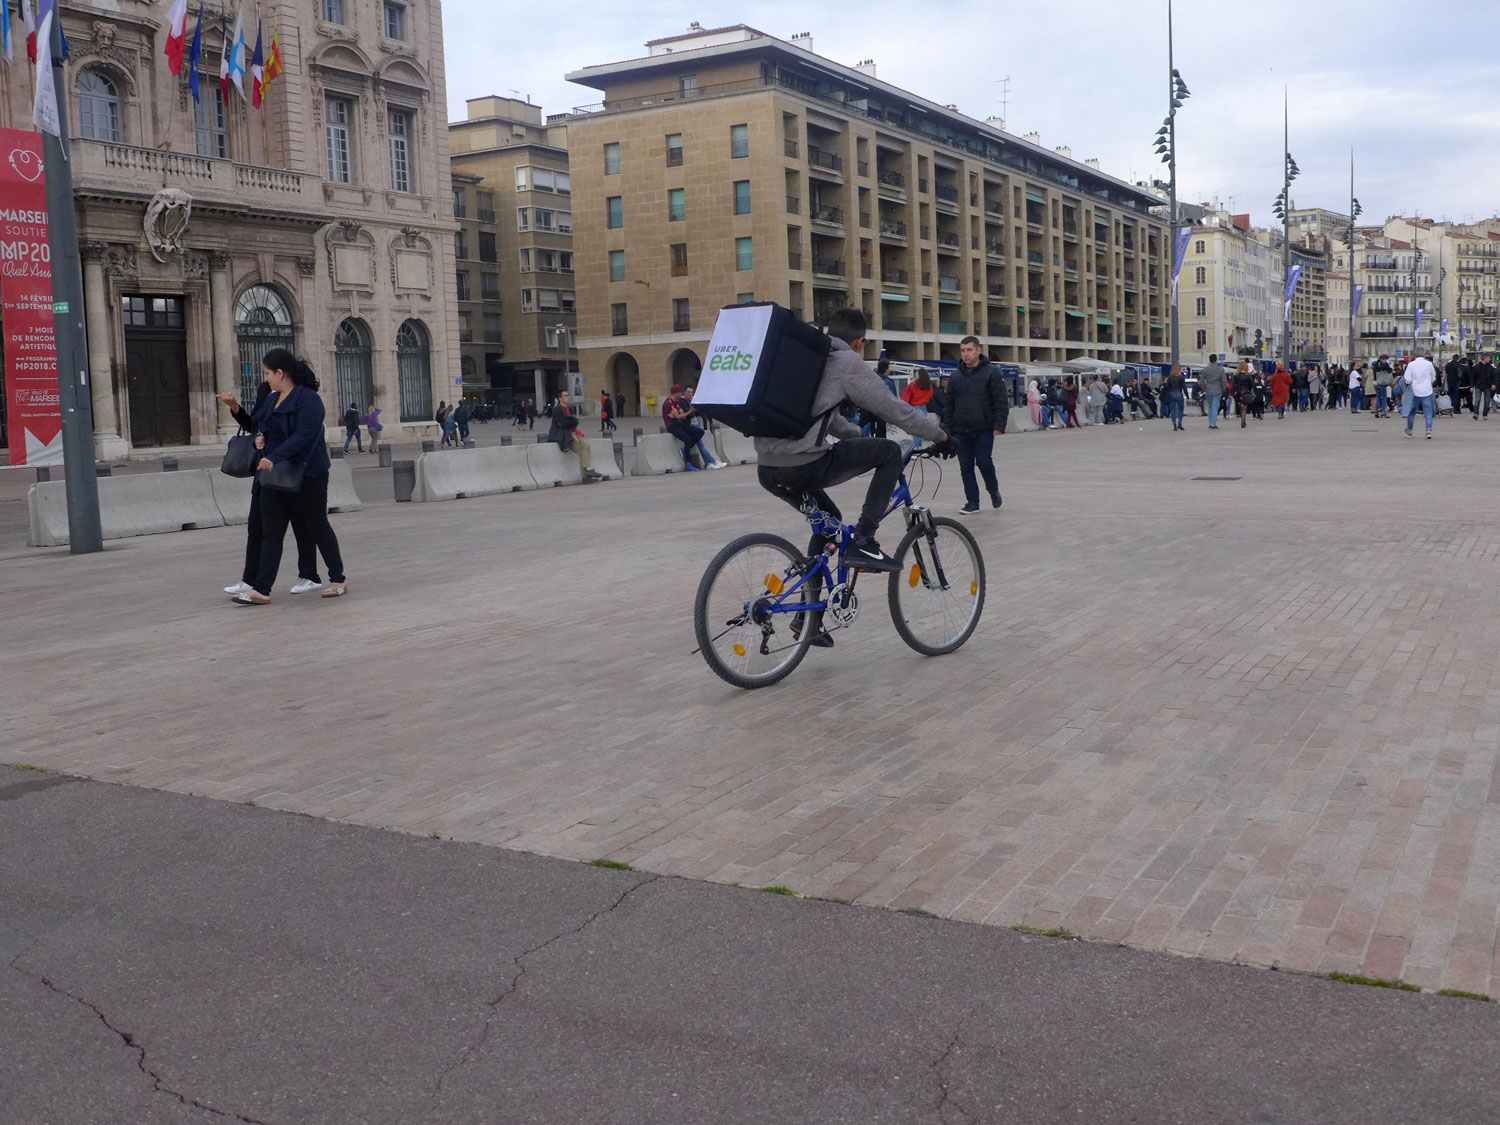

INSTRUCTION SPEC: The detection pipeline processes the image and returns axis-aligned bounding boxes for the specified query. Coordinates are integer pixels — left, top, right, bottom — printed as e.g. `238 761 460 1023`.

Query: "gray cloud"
446 0 1500 226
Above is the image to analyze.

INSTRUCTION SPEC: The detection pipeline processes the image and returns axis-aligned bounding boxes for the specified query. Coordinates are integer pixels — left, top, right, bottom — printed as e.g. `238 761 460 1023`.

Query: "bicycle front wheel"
694 532 816 689
888 516 985 655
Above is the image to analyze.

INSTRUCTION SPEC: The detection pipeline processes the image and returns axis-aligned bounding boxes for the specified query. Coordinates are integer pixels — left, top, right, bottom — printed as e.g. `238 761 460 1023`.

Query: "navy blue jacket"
252 384 331 479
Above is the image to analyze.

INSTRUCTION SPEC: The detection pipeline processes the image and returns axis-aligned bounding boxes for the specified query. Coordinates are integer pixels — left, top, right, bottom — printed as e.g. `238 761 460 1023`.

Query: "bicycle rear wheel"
887 516 985 655
694 533 816 689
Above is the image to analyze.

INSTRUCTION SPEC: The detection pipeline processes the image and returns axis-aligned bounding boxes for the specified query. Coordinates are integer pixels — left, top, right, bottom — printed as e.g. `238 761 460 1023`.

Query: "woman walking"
364 403 383 454
233 349 348 605
901 368 935 448
600 388 616 436
1161 364 1187 430
1270 364 1292 419
216 385 322 597
1232 361 1255 428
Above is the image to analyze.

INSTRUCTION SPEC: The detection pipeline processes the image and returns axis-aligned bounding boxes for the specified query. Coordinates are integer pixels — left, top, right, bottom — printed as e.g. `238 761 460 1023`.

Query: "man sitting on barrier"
664 384 725 470
547 390 603 481
757 308 951 575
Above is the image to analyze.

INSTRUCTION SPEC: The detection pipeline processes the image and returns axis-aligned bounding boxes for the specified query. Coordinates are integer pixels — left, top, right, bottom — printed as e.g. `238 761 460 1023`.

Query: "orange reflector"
970 581 978 596
732 643 746 656
764 574 784 595
908 564 921 588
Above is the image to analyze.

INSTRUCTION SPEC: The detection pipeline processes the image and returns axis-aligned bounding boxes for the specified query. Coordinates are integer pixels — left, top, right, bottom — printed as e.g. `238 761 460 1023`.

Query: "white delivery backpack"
693 302 832 438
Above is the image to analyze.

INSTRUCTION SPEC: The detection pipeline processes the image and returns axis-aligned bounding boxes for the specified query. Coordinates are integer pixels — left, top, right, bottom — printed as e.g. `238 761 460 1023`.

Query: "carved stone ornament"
104 245 138 279
325 221 377 293
399 226 421 247
144 189 193 264
79 240 108 263
388 229 433 295
295 256 317 277
184 253 209 280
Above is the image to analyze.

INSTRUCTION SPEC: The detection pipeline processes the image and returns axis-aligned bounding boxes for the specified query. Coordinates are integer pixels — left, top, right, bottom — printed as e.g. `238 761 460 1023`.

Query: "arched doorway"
396 319 433 422
235 284 295 404
668 347 703 388
605 351 640 416
334 318 375 411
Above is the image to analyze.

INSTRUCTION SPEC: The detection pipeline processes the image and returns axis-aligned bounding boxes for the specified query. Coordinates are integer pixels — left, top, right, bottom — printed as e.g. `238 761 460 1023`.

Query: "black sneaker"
958 502 980 515
990 492 1002 509
842 536 900 573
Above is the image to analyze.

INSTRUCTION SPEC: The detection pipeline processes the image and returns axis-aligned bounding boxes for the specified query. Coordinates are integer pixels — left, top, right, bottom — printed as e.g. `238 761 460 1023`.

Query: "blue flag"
188 5 203 103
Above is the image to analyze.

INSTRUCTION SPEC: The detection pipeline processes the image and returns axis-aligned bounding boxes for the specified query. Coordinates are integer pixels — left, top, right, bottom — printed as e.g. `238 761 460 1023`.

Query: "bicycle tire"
887 516 986 655
694 532 816 689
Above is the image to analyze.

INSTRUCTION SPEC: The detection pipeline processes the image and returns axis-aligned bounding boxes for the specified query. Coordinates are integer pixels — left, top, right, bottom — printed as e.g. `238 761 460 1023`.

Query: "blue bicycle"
693 448 987 689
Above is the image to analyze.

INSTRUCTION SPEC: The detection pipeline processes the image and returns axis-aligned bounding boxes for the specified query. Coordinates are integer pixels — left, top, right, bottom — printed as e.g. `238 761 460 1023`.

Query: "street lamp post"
1271 91 1299 368
552 322 575 408
1152 0 1190 369
1346 152 1361 369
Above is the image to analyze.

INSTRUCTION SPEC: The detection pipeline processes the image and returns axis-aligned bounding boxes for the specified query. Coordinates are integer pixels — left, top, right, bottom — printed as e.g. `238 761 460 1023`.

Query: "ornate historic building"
0 0 458 458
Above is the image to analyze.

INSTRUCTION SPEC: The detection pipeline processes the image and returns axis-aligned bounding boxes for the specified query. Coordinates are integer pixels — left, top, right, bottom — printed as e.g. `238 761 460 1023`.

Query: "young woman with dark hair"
233 349 349 604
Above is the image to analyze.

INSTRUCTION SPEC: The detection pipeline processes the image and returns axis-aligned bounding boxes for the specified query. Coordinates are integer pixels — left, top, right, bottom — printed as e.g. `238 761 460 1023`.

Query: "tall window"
670 243 688 277
325 95 353 183
77 71 121 142
1195 297 1207 317
666 133 683 167
518 248 532 273
1195 328 1207 349
478 232 497 262
673 298 691 331
388 108 413 193
322 0 343 22
482 313 501 342
668 188 685 222
606 196 623 229
736 237 753 272
1194 266 1206 285
603 142 620 175
476 191 494 222
451 188 466 217
455 271 470 301
334 319 375 410
194 86 228 158
454 230 468 259
680 75 698 97
235 286 294 405
609 249 625 283
1195 240 1206 254
611 303 628 335
730 123 749 158
481 273 500 300
396 320 433 422
733 180 751 215
383 1 406 39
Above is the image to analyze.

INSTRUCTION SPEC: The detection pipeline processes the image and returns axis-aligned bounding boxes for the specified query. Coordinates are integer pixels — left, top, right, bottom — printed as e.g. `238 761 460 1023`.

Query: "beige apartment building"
560 25 1169 411
0 0 458 460
450 97 578 410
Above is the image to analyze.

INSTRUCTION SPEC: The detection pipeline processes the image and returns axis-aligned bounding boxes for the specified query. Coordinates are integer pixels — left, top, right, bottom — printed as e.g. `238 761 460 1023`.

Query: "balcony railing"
879 218 908 238
666 148 684 167
477 209 496 224
988 322 1011 337
811 258 846 276
883 315 915 331
939 320 966 334
673 314 691 332
812 205 844 225
986 242 1005 257
877 168 905 189
937 275 961 292
882 267 909 285
936 233 960 249
1028 251 1044 265
80 141 318 208
935 184 959 203
808 148 843 173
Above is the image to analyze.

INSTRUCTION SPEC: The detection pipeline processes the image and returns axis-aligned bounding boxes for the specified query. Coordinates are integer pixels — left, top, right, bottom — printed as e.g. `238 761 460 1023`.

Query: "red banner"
0 128 61 466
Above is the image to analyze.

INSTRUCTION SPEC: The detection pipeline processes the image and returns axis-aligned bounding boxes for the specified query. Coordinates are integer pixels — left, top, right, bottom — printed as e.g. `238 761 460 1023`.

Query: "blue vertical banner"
1414 307 1424 335
1440 317 1448 342
1351 284 1363 317
1170 226 1192 304
1283 262 1303 318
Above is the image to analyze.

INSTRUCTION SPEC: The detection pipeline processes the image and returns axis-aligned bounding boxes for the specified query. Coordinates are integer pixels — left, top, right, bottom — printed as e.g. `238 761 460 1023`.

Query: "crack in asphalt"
10 953 272 1124
426 872 662 1118
931 1021 973 1124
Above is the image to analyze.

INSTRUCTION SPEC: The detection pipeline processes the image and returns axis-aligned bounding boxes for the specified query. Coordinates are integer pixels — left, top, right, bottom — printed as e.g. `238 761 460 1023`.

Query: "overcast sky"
444 0 1500 229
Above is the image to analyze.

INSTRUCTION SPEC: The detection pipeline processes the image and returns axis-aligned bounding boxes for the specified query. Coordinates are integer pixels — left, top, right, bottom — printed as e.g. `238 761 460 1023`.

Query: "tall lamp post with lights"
1152 1 1190 368
1345 155 1362 367
1270 94 1300 366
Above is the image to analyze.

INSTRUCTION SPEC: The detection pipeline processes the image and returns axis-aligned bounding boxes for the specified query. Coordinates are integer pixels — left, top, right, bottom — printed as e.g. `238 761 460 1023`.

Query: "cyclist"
756 308 950 580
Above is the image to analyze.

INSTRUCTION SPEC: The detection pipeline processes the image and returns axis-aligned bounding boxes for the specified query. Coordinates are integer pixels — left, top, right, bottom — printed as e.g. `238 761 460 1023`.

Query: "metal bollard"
162 457 179 472
378 446 392 468
35 467 50 482
632 427 643 446
421 439 436 453
95 463 112 477
392 459 416 502
613 441 625 472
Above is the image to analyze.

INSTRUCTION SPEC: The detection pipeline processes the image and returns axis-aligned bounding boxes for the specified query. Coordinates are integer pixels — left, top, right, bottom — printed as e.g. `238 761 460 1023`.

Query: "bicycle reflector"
733 644 747 656
908 565 921 588
764 574 784 595
971 581 978 596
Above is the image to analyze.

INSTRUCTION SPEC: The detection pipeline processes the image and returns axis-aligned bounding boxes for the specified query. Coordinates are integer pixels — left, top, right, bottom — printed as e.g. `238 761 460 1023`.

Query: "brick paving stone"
8 410 1500 988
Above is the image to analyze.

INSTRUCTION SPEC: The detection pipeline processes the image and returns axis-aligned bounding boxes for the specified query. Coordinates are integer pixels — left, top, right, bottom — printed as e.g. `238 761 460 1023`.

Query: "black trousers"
254 475 346 596
243 480 319 586
758 437 903 551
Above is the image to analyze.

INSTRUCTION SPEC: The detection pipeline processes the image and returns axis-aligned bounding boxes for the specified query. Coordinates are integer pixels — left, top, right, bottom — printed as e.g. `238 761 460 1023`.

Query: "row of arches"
235 284 432 421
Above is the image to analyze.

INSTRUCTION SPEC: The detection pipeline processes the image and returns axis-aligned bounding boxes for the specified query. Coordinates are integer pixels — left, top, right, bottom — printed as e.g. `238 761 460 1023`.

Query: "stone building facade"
0 0 458 460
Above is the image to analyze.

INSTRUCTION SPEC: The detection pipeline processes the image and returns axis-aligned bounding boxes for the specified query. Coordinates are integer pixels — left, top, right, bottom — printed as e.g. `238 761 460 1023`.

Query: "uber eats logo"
708 346 755 371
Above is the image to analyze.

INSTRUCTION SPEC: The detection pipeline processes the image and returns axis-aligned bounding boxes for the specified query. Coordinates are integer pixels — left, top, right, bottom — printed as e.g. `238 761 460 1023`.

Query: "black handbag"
259 460 305 493
220 432 259 478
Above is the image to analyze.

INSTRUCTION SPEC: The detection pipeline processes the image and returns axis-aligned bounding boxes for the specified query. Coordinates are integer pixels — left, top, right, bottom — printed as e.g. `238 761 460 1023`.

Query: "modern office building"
560 24 1170 411
0 0 459 459
449 96 578 411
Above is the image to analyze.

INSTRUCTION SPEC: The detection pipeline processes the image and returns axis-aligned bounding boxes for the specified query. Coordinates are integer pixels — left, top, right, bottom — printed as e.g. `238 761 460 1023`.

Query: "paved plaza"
6 406 1500 1000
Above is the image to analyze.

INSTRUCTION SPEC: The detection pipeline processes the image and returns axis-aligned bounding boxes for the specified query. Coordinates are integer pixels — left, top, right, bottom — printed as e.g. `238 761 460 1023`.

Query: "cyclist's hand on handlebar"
922 438 957 459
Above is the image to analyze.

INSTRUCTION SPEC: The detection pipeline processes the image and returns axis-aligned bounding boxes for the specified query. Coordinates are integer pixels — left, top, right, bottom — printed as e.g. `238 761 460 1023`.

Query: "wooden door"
123 296 189 447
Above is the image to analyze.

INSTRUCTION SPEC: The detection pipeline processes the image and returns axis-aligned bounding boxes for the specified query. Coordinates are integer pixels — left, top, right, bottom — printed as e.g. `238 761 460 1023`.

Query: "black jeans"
254 474 346 596
243 479 319 586
758 437 903 550
952 430 998 507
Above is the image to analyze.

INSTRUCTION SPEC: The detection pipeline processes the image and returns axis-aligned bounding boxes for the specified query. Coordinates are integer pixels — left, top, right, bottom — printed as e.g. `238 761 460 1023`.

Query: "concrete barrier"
209 473 254 525
29 469 226 547
325 459 363 513
632 432 689 476
586 438 623 479
414 446 536 501
527 441 583 488
713 428 758 466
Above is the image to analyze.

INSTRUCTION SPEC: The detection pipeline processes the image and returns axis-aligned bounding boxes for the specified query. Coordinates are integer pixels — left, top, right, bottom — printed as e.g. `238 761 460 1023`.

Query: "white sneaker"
289 579 324 594
224 581 251 595
708 461 728 470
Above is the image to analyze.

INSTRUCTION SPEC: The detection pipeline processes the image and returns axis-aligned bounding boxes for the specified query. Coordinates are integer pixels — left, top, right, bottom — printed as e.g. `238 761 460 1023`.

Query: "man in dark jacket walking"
944 336 1008 513
1470 354 1496 419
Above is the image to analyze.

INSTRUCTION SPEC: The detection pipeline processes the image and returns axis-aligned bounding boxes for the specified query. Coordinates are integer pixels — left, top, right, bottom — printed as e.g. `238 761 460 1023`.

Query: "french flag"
218 13 230 101
23 0 36 64
163 0 189 75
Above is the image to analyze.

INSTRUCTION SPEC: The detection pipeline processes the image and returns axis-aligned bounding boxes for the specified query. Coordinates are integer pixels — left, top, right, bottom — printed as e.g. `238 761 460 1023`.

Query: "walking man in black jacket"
944 336 1008 514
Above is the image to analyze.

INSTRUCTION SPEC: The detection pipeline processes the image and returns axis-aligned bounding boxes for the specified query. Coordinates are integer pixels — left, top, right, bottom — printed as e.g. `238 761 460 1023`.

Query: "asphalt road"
2 765 1495 1124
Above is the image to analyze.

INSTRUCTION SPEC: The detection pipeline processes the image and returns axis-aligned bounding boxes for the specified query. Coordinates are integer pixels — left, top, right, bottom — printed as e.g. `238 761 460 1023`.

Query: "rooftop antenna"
995 76 1010 122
